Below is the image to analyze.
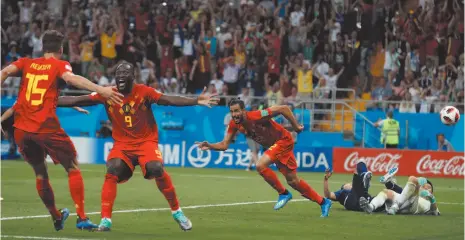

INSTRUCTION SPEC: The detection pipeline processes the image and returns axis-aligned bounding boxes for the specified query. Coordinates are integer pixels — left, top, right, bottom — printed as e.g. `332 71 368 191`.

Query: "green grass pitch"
1 160 464 240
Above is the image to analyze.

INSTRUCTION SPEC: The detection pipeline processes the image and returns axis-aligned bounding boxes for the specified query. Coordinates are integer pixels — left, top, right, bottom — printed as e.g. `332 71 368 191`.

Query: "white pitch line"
1 235 102 240
79 169 465 191
1 199 463 221
0 199 302 221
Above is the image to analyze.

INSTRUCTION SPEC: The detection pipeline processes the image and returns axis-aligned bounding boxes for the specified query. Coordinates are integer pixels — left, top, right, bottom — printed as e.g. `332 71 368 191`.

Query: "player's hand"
99 86 124 105
293 124 304 133
195 141 210 150
197 87 220 108
324 168 332 180
420 189 436 204
418 177 428 186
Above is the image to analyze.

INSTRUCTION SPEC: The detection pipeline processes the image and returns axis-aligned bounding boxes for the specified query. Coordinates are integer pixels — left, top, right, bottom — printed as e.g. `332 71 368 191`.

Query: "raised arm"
267 105 304 132
157 87 219 107
195 128 237 151
323 169 338 201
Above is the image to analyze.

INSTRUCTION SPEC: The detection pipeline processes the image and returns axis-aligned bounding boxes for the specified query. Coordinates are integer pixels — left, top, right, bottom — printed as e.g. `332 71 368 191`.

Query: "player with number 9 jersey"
88 84 164 173
55 61 219 232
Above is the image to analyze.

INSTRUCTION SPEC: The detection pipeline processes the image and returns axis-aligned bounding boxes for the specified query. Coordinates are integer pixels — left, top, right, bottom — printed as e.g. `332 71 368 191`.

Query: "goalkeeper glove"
420 189 436 204
418 177 428 186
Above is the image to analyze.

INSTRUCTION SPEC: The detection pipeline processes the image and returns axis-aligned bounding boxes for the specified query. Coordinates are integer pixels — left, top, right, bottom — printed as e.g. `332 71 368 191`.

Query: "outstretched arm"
157 87 219 107
57 95 101 107
157 95 198 106
61 72 123 105
323 169 338 201
268 105 303 132
196 129 237 151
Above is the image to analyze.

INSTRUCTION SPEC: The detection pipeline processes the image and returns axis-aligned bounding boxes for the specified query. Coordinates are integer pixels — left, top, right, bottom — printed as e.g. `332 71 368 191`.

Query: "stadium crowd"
1 0 464 113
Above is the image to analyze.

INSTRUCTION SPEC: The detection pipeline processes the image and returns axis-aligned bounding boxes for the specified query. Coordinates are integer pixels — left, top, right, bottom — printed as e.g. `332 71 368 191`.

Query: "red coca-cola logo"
416 155 465 176
344 152 401 173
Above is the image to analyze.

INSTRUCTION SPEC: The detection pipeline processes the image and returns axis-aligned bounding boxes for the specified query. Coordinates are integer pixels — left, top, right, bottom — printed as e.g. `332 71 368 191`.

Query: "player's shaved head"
116 61 135 73
115 61 135 94
42 30 65 53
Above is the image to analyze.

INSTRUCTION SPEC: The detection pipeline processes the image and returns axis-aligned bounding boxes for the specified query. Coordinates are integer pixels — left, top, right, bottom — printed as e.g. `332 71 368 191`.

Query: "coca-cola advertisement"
333 148 465 179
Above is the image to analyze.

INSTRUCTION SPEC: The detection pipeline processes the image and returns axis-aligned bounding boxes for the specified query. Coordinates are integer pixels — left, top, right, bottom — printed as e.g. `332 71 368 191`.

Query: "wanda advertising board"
333 148 464 179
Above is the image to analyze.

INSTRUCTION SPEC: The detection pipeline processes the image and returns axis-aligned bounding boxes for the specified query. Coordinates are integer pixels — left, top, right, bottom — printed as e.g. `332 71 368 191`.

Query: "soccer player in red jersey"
55 61 219 231
0 30 123 231
196 99 333 217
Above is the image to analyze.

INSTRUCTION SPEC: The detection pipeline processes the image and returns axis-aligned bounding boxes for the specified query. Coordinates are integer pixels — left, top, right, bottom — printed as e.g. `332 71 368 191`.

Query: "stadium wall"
1 102 463 178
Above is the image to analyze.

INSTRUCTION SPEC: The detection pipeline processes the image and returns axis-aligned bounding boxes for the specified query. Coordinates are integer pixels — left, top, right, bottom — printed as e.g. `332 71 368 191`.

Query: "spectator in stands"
371 78 393 108
399 92 417 113
0 0 463 119
266 81 284 107
161 68 179 94
238 87 252 109
5 42 21 64
437 133 454 152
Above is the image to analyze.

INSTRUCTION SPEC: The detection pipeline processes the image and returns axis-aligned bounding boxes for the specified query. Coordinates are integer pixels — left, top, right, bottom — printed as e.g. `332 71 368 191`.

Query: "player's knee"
62 161 79 173
106 158 132 182
145 161 164 179
408 176 418 184
286 178 299 187
384 189 395 199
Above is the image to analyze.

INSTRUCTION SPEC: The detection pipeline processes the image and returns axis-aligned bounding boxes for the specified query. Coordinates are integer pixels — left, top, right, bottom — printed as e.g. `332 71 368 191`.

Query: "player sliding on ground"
56 61 219 231
360 167 440 216
195 99 332 217
0 30 123 231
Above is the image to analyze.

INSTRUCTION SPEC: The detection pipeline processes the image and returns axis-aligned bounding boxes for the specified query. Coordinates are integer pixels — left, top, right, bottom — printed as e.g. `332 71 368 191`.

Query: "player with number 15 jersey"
0 30 123 231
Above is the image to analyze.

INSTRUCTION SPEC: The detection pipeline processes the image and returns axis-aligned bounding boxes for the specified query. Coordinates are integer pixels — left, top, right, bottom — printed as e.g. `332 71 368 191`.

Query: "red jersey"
90 84 163 144
267 56 280 75
227 109 292 148
12 57 72 133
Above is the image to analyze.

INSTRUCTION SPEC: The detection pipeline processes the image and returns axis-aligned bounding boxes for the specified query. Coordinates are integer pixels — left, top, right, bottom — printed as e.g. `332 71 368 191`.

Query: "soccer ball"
440 106 460 125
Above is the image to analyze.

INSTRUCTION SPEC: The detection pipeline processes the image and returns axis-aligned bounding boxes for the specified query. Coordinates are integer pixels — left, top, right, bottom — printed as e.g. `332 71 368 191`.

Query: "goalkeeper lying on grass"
360 168 440 216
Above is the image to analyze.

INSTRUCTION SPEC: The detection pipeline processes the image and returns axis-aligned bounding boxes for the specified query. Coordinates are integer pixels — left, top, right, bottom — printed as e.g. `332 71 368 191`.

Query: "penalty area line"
1 199 462 221
1 235 103 240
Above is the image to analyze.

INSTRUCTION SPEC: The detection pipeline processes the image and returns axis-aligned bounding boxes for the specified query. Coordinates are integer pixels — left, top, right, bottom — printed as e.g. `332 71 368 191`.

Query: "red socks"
258 168 287 194
68 169 86 219
294 179 324 205
36 178 61 220
101 173 118 219
155 172 180 211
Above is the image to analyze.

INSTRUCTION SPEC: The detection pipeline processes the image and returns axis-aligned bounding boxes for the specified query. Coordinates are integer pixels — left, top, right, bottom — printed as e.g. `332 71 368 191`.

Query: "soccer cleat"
96 218 112 231
320 198 332 217
359 197 374 214
54 208 70 231
380 167 399 184
386 203 399 215
76 217 98 230
172 210 192 231
362 171 372 189
273 191 293 210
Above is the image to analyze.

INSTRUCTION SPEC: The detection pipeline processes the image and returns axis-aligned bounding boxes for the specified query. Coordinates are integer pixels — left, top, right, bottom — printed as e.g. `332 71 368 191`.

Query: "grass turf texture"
1 160 464 240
